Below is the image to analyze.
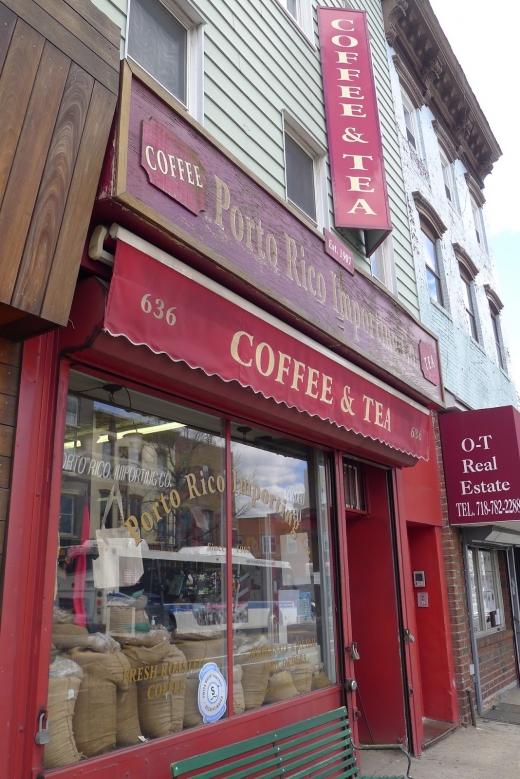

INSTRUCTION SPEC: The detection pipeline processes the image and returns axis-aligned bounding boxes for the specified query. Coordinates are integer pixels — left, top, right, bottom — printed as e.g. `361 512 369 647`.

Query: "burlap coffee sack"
233 664 245 715
290 662 313 695
52 624 89 651
174 628 222 640
117 678 142 747
311 669 331 690
234 651 269 710
44 675 83 769
66 648 130 757
122 627 170 648
122 642 187 738
264 670 299 704
53 626 120 654
173 638 226 671
183 675 202 729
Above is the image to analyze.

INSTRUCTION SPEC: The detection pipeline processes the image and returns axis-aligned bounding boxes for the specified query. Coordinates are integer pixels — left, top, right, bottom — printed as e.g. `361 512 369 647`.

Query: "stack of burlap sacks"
45 622 330 769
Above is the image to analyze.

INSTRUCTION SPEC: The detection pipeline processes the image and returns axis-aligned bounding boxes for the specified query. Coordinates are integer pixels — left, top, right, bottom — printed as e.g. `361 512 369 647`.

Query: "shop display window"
45 371 336 769
467 547 505 634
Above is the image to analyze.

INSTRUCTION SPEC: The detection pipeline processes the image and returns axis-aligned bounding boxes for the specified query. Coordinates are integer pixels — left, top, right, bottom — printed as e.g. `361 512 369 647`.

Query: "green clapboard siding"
89 0 419 316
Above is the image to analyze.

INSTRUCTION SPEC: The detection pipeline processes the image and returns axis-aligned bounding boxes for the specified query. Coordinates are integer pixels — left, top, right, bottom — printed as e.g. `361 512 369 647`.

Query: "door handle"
404 628 415 643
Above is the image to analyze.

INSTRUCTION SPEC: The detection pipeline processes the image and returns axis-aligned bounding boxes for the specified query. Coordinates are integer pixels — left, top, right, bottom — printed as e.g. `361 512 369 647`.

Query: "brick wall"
476 551 517 707
433 412 475 725
434 412 519 721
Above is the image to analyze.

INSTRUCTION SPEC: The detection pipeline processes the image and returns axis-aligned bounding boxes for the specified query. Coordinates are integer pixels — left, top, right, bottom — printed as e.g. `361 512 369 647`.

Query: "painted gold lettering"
185 473 201 499
230 331 253 366
320 374 334 405
291 360 306 391
276 352 292 384
305 367 320 399
347 176 374 192
255 342 275 377
214 175 230 229
145 145 156 171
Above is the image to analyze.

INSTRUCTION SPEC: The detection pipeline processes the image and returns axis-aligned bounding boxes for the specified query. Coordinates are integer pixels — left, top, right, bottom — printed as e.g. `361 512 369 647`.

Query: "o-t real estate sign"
439 406 520 525
317 8 392 235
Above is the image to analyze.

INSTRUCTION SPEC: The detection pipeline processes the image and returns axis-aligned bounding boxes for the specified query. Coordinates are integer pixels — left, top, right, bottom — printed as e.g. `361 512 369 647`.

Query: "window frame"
370 235 397 295
459 266 479 342
283 116 328 229
420 224 444 307
467 547 505 636
439 148 456 206
277 0 314 40
125 0 204 123
401 90 420 154
489 302 506 371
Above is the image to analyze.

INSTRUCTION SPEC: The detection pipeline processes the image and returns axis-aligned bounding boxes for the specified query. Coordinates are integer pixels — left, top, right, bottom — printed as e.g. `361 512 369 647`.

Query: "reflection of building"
0 1 503 776
382 0 520 722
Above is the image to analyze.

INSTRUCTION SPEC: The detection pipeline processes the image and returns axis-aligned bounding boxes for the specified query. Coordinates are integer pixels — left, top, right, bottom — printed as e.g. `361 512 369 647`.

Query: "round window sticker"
198 662 227 724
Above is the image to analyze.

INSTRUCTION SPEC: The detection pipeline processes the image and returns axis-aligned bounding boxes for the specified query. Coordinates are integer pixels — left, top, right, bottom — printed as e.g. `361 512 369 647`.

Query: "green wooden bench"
171 706 411 779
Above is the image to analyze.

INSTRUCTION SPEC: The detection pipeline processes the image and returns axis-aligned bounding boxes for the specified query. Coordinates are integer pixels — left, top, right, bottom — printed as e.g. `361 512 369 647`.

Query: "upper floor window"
277 0 313 39
283 118 327 228
402 90 420 153
460 267 479 342
490 304 506 371
370 235 397 294
421 228 443 306
439 149 456 206
471 197 488 250
127 0 203 120
284 132 316 221
486 286 506 371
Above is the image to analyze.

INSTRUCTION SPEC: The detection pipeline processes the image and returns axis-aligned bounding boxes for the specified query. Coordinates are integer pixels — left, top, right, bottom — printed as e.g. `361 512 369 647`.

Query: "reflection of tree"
134 428 225 548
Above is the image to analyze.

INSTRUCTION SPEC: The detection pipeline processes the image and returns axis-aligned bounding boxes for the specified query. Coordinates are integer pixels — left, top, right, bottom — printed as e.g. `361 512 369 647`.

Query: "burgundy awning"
98 227 430 460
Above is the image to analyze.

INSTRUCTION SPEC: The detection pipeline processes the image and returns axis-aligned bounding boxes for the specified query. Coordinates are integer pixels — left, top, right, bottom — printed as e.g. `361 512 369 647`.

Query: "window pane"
286 0 298 18
491 312 505 369
231 423 336 712
467 550 482 632
128 0 187 104
425 267 442 304
285 133 316 221
421 232 438 273
49 372 228 768
404 108 416 148
479 550 501 629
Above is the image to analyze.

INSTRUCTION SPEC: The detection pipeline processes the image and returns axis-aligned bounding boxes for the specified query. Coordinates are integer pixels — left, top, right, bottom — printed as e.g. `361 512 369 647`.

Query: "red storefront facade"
0 64 460 779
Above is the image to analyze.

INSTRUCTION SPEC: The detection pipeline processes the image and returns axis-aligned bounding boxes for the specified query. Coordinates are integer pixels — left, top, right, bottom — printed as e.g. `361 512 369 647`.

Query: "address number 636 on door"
141 293 176 325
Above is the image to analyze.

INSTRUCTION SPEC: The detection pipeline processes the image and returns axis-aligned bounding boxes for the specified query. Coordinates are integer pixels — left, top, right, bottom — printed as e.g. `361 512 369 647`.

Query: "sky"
429 0 520 390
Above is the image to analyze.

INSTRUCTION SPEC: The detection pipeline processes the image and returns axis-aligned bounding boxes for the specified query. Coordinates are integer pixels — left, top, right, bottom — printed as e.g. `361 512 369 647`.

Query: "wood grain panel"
0 363 19 396
0 2 16 71
33 0 119 70
12 63 94 314
41 81 118 324
0 337 21 367
0 393 17 427
62 0 120 48
0 424 14 457
0 19 44 209
0 41 69 304
1 0 118 93
0 455 12 489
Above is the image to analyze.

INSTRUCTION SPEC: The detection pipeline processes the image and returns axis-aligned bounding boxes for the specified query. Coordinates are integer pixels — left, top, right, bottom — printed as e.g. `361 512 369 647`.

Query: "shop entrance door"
342 458 409 746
